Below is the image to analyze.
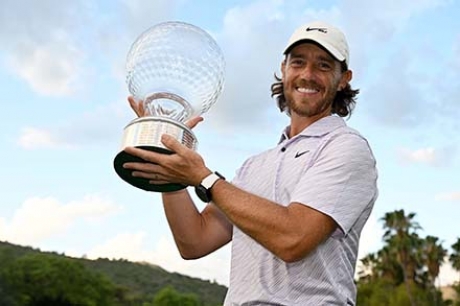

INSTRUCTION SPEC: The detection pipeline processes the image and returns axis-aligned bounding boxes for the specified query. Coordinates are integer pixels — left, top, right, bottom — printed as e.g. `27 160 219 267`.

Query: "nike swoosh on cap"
306 27 327 33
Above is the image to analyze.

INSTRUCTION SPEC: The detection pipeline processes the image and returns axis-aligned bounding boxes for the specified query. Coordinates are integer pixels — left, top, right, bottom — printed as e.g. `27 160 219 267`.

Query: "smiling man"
123 21 378 305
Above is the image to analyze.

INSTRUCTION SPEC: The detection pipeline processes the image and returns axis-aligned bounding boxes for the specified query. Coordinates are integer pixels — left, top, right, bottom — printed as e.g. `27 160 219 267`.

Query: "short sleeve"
290 133 378 237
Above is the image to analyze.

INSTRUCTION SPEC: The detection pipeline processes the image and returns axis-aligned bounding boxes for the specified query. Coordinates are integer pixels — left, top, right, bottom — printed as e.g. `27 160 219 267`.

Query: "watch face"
195 185 211 203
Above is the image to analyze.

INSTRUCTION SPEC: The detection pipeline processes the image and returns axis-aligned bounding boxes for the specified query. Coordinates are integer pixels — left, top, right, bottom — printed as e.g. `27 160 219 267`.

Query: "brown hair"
270 61 359 117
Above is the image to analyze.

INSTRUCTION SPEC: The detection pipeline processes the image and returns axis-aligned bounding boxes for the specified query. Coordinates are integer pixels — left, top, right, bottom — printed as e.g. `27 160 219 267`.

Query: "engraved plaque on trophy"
113 21 225 192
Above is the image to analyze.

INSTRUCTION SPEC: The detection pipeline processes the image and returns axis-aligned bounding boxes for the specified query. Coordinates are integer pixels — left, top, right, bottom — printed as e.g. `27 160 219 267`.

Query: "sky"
0 0 459 287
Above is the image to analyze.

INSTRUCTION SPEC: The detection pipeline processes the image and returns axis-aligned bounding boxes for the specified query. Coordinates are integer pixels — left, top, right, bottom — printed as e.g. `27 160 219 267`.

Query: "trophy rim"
125 116 195 136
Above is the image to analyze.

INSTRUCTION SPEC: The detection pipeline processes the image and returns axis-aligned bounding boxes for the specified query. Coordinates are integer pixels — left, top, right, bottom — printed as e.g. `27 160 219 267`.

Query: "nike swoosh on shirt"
295 150 310 158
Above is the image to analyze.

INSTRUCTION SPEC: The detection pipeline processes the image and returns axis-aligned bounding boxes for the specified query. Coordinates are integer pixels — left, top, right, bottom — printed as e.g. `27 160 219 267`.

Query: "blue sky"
0 0 459 286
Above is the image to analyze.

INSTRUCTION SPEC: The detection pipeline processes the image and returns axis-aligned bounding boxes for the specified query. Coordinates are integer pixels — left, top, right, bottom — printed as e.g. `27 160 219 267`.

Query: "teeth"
297 87 318 93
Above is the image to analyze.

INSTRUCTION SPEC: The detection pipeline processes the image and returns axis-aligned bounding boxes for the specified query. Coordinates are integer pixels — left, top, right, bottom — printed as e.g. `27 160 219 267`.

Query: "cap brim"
283 39 345 63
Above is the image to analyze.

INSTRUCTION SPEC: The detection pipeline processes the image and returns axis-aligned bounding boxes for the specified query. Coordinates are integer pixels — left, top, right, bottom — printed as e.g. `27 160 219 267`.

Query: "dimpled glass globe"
126 21 225 122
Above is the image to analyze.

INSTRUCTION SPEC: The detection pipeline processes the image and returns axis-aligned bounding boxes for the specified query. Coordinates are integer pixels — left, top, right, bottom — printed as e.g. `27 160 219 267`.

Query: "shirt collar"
278 115 346 144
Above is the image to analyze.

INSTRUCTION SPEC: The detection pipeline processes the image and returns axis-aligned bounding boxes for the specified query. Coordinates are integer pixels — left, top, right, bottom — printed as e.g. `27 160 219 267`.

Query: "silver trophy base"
114 116 197 192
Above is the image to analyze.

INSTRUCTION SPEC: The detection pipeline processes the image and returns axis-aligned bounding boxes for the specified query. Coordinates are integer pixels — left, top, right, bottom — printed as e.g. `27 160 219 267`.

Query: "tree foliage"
1 253 116 306
0 241 226 306
357 209 459 305
144 286 203 306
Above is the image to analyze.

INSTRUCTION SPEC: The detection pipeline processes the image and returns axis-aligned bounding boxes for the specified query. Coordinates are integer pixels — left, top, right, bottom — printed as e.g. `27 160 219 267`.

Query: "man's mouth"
296 87 319 94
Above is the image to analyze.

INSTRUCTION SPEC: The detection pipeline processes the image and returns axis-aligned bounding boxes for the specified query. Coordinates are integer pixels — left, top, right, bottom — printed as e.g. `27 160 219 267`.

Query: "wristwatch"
195 171 225 203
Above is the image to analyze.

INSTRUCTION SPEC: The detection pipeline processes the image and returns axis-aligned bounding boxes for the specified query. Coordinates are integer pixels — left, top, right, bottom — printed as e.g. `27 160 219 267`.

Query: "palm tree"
450 238 460 282
449 238 460 305
377 245 403 284
359 253 378 282
358 248 402 284
423 236 447 285
422 235 447 305
381 209 422 306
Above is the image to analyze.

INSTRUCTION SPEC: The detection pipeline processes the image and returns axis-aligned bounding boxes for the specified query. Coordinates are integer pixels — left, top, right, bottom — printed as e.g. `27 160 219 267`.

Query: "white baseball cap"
283 21 349 66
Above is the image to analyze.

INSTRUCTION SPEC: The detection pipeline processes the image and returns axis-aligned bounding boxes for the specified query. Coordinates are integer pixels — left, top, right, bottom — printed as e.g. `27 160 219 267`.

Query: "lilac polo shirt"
224 116 378 306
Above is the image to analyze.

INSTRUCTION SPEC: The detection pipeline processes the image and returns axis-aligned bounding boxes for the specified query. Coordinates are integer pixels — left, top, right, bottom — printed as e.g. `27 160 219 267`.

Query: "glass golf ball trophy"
113 21 225 192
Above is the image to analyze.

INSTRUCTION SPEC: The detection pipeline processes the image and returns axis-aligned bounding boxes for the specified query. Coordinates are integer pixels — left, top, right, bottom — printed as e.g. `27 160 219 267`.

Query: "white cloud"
0 195 121 246
7 36 84 96
364 50 430 127
17 127 69 150
339 0 451 55
0 0 181 98
400 147 437 164
209 0 344 131
85 232 230 285
398 146 456 167
336 0 459 132
435 192 460 202
120 0 180 37
0 0 87 97
342 0 449 30
86 231 152 261
212 0 288 129
454 34 460 68
16 102 130 150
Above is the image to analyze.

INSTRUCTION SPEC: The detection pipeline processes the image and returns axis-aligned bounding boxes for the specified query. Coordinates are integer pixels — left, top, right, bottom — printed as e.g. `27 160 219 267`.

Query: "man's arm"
210 180 337 262
125 98 233 258
123 136 337 263
161 189 232 259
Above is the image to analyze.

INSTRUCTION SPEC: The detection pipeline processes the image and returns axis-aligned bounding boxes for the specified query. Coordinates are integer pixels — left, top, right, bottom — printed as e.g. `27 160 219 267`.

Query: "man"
123 21 378 305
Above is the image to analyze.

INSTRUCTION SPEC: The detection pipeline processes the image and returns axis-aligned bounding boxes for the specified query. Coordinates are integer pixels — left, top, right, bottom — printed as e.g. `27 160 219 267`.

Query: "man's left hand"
122 134 211 187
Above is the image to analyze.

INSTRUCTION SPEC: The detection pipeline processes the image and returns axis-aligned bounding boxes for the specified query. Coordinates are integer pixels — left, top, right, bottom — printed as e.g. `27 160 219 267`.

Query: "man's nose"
299 64 315 79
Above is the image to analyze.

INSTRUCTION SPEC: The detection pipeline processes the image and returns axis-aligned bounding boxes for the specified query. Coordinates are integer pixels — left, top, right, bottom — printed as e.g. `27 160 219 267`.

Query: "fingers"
133 171 167 183
161 134 188 155
128 96 202 126
128 96 144 117
123 147 162 164
185 116 204 129
124 164 169 184
123 158 160 172
123 156 169 183
127 96 139 116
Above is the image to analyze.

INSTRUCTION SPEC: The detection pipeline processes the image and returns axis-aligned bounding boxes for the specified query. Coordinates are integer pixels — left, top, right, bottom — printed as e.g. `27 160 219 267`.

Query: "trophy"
113 21 225 192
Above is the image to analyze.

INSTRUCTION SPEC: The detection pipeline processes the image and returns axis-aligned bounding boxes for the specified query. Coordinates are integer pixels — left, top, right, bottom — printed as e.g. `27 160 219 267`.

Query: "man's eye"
318 62 331 70
291 59 303 66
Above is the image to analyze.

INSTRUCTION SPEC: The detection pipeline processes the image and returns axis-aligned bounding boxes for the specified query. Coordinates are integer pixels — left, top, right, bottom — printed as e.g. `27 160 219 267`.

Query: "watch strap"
195 171 225 203
201 172 224 189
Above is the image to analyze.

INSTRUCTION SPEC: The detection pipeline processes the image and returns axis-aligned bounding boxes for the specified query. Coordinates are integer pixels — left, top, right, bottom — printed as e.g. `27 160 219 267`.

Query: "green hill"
0 241 227 305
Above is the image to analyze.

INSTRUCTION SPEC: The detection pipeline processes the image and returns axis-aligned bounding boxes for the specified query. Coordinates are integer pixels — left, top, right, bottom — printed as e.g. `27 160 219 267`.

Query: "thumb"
128 96 145 117
161 134 187 154
185 116 204 129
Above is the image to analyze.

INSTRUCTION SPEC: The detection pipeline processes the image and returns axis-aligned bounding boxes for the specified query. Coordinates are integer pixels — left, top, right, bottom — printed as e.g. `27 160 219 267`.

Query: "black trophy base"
113 146 187 192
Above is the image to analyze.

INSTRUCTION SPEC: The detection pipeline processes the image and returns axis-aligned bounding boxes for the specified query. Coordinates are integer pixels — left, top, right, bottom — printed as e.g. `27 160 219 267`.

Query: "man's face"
281 43 351 119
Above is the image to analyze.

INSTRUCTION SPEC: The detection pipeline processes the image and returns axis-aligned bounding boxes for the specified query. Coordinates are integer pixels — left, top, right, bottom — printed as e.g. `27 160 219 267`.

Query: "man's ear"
281 60 286 80
339 70 352 90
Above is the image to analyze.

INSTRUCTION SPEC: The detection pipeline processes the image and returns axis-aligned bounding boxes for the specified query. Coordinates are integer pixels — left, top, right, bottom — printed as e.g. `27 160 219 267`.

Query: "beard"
285 79 340 117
